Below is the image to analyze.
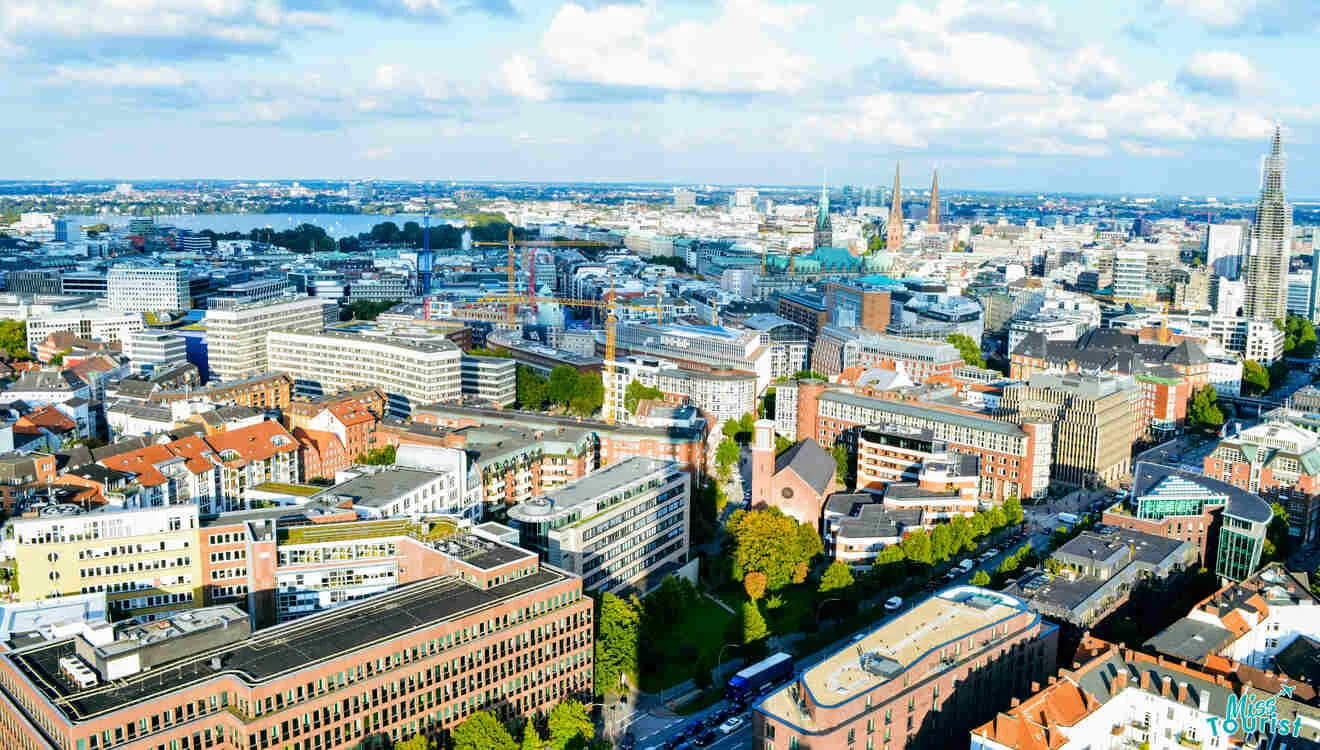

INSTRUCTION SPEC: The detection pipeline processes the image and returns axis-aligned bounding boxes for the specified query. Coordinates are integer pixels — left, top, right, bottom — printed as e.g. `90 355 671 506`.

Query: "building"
606 355 757 425
124 329 186 375
0 555 592 750
10 505 202 620
1204 419 1320 547
856 423 980 518
813 180 833 249
1103 462 1271 582
508 456 689 594
347 273 410 301
106 266 190 312
751 421 837 527
146 372 295 412
970 634 1320 750
1206 223 1245 280
459 355 516 407
1000 373 1137 487
1244 126 1292 323
822 493 922 565
612 321 774 391
312 460 480 523
755 586 1059 750
777 290 830 343
886 163 904 250
25 307 144 348
205 296 337 382
812 327 965 383
267 330 461 417
825 280 893 332
1112 249 1149 300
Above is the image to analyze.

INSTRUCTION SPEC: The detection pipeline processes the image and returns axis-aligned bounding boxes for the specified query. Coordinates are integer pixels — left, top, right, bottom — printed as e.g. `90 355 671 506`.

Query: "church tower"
927 169 940 232
886 163 903 251
813 175 833 249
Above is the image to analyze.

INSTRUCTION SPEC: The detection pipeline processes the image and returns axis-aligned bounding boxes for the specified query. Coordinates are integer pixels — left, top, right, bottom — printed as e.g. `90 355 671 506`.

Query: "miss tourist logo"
1206 685 1301 738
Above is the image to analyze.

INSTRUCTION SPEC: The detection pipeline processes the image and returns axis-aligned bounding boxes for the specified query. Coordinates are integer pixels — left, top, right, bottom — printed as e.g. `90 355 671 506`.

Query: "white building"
205 296 336 382
460 355 516 406
25 307 144 348
1113 249 1149 300
266 330 461 416
107 267 190 312
1206 223 1245 280
124 329 187 375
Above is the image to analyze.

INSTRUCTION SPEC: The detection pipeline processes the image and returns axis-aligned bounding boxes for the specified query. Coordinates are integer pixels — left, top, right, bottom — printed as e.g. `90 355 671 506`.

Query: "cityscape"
6 2 1320 750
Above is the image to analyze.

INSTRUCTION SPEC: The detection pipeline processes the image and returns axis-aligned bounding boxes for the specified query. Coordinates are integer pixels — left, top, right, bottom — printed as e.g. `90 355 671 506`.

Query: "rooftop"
313 467 447 508
510 457 677 523
818 390 1026 438
7 572 570 721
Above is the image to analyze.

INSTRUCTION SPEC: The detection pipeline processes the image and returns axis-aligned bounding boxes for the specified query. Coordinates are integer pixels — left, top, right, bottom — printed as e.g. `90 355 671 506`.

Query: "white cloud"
49 64 189 88
1154 0 1316 35
1177 51 1259 96
504 0 813 99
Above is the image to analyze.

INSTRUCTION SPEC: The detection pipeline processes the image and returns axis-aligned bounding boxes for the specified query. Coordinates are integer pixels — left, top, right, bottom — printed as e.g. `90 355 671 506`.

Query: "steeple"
814 170 833 248
886 163 903 251
927 169 940 229
1244 122 1291 324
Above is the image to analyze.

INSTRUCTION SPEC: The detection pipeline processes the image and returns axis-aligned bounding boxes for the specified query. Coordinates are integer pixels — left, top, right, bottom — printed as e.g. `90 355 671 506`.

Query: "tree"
568 373 604 417
871 545 906 587
791 370 829 381
355 444 396 465
522 722 544 750
0 320 29 360
595 594 641 694
1004 497 1025 526
516 366 549 409
1187 385 1226 431
548 366 579 407
452 712 516 750
986 505 1007 530
547 700 594 750
971 569 991 586
930 524 954 563
727 507 821 590
48 348 70 367
819 561 855 593
1267 502 1291 562
946 333 986 368
1284 314 1318 358
346 298 400 321
728 413 757 444
624 380 664 414
1243 359 1270 396
832 444 852 489
715 438 740 482
395 735 435 750
901 530 933 567
743 571 767 601
693 652 714 690
741 600 769 644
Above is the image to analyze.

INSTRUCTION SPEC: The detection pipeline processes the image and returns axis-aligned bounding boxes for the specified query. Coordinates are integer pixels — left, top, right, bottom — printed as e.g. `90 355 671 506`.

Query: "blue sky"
2 0 1318 195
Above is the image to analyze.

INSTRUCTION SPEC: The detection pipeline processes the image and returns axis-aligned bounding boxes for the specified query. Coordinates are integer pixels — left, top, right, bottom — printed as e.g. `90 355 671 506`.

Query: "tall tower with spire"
886 163 903 251
814 174 833 249
926 169 940 231
1244 124 1292 322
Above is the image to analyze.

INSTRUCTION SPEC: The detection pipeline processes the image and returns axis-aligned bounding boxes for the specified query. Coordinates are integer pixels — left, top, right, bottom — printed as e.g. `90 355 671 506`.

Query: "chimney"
1177 682 1189 704
1161 675 1172 698
1140 671 1151 690
1010 697 1021 708
1199 687 1210 713
1031 681 1040 693
1113 670 1129 695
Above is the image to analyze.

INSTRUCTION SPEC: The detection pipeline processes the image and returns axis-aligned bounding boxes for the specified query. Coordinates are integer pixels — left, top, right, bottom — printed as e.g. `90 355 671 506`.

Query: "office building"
1000 372 1138 487
107 266 190 312
1205 223 1245 280
509 457 689 594
459 355 516 406
811 328 964 383
206 296 337 382
208 278 292 307
825 280 893 332
1112 249 1148 300
612 321 775 391
1244 125 1292 322
776 290 830 343
124 329 187 375
0 553 592 750
6 270 62 296
605 356 758 424
822 494 922 565
756 587 1058 750
1104 463 1270 582
267 330 461 417
1204 419 1320 547
856 423 980 518
1289 270 1313 317
672 187 696 209
25 307 144 348
61 271 108 298
348 273 410 301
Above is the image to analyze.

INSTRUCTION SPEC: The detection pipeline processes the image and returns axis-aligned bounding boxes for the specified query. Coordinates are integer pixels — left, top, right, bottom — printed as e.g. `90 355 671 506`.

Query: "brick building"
751 420 837 527
147 372 295 412
1204 420 1320 547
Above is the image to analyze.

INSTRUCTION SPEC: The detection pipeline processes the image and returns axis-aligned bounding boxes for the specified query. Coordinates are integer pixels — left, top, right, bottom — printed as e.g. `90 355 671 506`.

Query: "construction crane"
477 286 664 424
473 228 619 325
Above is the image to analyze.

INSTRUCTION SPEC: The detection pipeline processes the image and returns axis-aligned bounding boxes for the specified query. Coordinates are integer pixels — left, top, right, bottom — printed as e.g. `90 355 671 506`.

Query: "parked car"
720 716 746 734
884 596 903 611
695 730 717 746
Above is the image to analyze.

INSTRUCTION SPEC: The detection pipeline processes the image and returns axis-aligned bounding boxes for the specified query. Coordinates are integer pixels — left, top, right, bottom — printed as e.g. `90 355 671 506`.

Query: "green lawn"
640 595 737 692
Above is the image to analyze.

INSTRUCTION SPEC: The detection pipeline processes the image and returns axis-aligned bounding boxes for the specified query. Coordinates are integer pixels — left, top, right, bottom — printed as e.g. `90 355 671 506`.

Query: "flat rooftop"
7 570 570 721
313 467 443 507
518 457 675 516
763 587 1028 723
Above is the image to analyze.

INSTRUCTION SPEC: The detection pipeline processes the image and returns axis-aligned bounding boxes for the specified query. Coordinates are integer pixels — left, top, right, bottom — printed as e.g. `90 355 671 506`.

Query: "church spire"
814 169 833 248
886 163 903 251
927 168 940 229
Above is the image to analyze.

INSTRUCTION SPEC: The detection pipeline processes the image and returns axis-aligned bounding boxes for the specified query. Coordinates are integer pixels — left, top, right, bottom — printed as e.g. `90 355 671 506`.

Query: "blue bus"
726 652 794 702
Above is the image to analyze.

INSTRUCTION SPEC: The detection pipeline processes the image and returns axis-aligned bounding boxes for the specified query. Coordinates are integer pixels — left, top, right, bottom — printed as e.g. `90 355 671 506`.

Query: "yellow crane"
472 228 618 326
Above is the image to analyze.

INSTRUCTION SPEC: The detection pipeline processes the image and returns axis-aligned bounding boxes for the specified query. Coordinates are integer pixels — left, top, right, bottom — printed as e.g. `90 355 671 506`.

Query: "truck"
726 652 794 702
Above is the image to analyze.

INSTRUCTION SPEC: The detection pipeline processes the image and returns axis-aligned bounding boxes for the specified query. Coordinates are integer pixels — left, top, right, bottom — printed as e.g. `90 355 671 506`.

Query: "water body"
65 213 461 238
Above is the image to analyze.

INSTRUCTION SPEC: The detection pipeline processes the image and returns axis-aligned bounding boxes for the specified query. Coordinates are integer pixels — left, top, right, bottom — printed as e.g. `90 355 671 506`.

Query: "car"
884 596 903 611
684 721 705 737
694 730 718 746
720 716 746 734
703 713 724 728
662 739 683 750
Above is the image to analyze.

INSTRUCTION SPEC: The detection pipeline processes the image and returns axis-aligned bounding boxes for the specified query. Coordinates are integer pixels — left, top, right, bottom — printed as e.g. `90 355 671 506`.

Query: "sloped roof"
774 438 835 496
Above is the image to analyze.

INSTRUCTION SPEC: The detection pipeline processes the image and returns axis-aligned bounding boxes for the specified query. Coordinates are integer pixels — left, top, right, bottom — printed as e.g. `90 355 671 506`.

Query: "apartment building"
508 457 689 594
755 587 1059 750
0 556 592 750
606 356 757 424
811 327 965 383
288 395 379 480
124 329 186 375
106 266 190 312
1102 463 1271 582
999 372 1138 487
612 321 774 391
25 307 144 348
459 355 516 407
267 330 462 417
856 424 981 520
147 372 295 412
206 296 337 382
781 380 1051 500
10 505 202 621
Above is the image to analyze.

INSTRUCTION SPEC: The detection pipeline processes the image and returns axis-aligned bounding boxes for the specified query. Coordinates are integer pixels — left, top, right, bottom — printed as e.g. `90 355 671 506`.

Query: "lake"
65 213 461 238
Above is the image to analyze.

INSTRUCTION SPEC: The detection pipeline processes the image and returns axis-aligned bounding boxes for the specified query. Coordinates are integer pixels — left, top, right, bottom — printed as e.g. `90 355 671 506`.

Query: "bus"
726 652 794 703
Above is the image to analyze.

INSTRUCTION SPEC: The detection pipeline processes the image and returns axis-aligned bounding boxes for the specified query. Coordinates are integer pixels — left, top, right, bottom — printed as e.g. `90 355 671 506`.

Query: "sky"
2 0 1319 196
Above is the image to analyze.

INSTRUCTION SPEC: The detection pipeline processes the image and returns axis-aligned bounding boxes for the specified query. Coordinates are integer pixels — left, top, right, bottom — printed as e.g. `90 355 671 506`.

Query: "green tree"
871 545 906 586
986 505 1007 530
395 734 435 750
743 571 768 601
516 365 550 409
832 443 852 489
0 320 29 360
355 444 396 465
467 347 512 358
791 370 829 381
346 298 400 321
761 387 776 420
741 600 769 644
1266 502 1291 562
728 413 758 444
521 722 544 750
548 366 579 407
594 594 641 695
971 569 991 586
452 711 516 750
1187 385 1226 431
727 507 822 590
946 333 986 368
930 524 954 563
819 561 855 593
715 437 740 482
693 652 714 690
48 348 70 367
568 373 604 417
1284 314 1318 357
901 529 933 567
547 700 594 750
1243 359 1270 396
624 380 664 414
1004 497 1025 526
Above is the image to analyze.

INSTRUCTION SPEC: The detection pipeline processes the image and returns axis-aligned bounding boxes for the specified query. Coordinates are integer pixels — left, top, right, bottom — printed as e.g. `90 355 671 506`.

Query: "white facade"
1206 224 1245 280
125 329 187 374
206 296 336 382
459 355 516 406
1207 356 1243 398
26 307 144 347
107 267 190 312
1113 249 1148 299
266 330 461 416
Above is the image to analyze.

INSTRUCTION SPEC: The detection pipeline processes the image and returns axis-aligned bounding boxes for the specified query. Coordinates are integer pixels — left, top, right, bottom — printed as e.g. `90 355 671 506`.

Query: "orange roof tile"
327 399 376 427
206 420 298 466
